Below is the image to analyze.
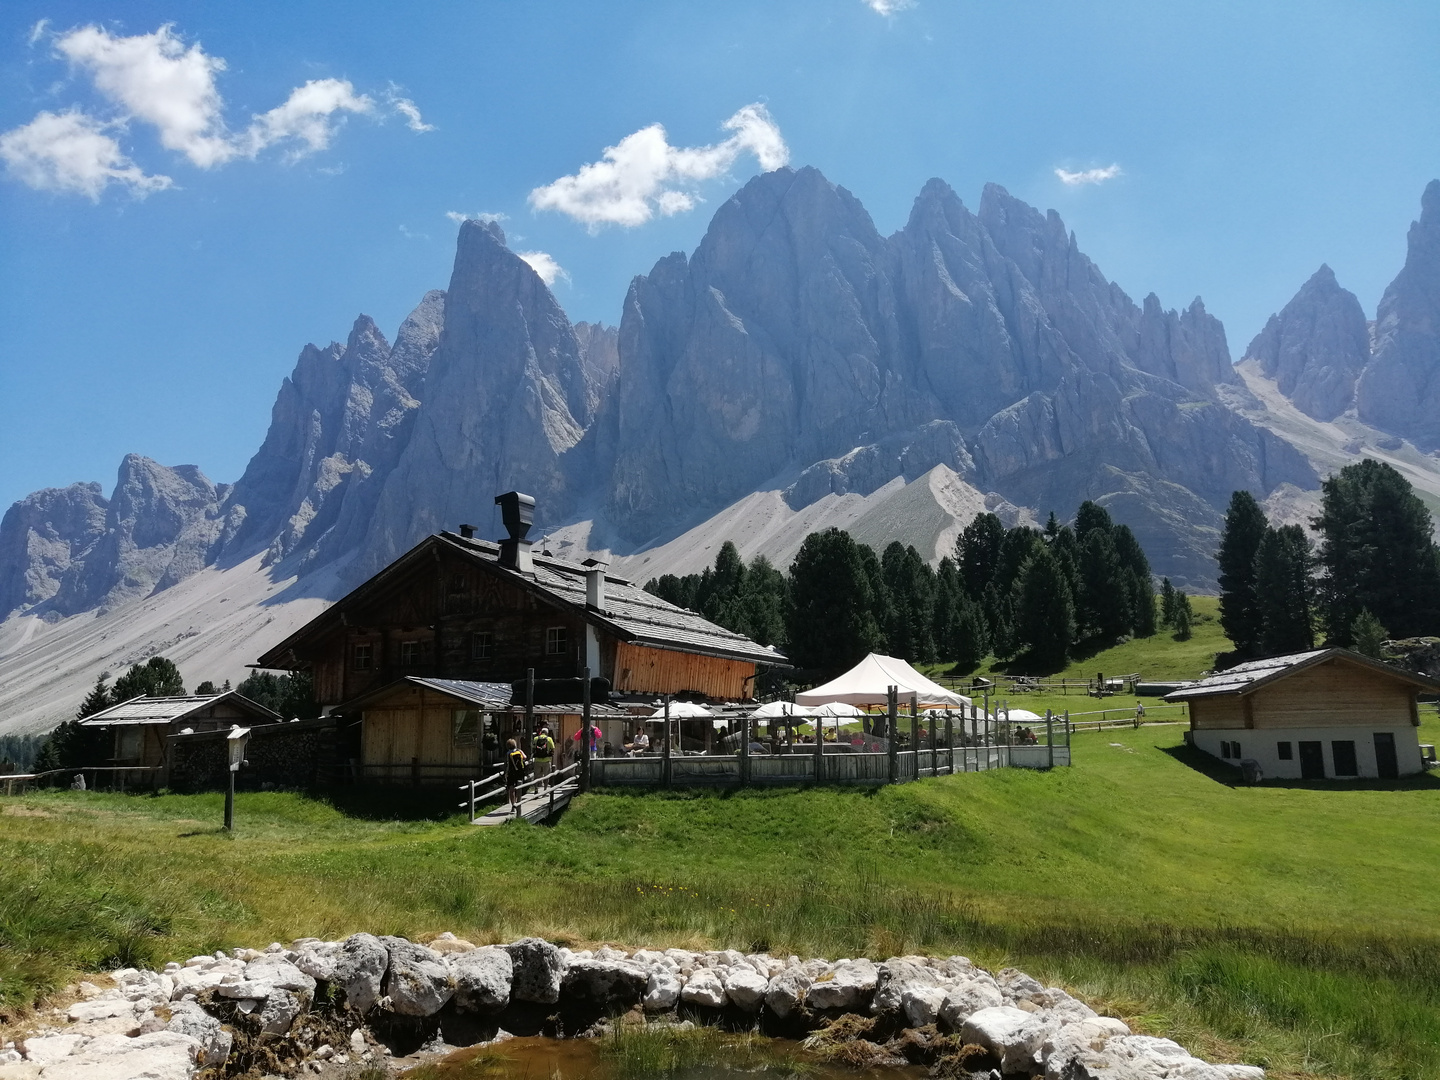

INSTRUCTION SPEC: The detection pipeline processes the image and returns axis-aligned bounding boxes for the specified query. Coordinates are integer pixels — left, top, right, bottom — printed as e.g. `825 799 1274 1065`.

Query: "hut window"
453 709 480 747
1332 740 1358 776
545 626 568 656
1232 742 1241 760
471 631 495 661
400 641 420 667
352 643 372 671
116 728 142 762
1277 741 1293 760
1219 741 1230 759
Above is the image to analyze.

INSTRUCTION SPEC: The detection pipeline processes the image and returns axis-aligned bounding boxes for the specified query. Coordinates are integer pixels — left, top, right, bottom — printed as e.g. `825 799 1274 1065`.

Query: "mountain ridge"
10 167 1440 732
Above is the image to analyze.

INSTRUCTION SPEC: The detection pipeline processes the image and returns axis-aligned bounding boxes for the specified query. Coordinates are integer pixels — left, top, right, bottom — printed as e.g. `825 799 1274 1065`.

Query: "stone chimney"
494 491 535 574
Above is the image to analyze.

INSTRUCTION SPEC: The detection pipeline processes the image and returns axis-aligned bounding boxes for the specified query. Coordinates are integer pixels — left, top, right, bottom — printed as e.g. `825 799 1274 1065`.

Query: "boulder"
871 959 947 1015
938 976 1005 1030
902 984 949 1028
563 959 648 1007
679 969 726 1009
959 1005 1034 1053
66 996 135 1023
243 958 316 995
293 946 340 983
996 967 1045 1001
18 1034 88 1064
165 1000 232 1066
452 947 513 1012
764 967 812 1019
383 939 454 1017
260 988 303 1036
29 1031 202 1080
643 971 681 1012
721 966 768 1012
335 933 389 1013
505 938 566 1005
804 959 877 1011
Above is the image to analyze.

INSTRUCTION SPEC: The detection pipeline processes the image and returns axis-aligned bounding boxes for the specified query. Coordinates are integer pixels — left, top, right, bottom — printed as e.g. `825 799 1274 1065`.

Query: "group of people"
502 721 605 807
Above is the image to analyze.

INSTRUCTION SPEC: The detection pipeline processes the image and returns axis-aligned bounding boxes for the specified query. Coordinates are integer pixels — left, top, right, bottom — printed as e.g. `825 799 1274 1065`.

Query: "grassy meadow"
4 710 1440 1078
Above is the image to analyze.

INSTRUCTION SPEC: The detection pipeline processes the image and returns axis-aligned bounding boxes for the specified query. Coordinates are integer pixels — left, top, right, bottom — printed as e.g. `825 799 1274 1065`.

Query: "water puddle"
404 1031 928 1080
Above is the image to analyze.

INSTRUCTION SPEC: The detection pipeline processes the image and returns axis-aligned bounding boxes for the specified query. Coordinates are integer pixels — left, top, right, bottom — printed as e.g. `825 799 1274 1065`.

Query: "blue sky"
2 1 1438 512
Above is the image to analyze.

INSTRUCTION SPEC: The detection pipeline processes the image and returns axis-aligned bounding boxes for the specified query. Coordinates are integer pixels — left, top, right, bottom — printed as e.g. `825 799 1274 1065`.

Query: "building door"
1298 740 1325 780
1374 732 1399 780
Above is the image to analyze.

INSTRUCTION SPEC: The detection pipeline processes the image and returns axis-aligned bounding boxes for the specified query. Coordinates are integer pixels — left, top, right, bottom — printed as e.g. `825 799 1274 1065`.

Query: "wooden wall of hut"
612 642 753 699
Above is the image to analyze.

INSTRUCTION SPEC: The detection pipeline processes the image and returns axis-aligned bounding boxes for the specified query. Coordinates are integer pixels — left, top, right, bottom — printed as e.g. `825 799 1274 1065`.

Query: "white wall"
1191 726 1423 779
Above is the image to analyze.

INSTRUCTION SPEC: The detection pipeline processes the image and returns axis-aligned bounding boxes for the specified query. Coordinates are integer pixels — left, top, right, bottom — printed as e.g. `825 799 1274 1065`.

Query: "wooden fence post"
1046 709 1054 769
739 714 749 786
813 710 823 784
662 696 672 789
945 713 954 774
909 695 919 781
580 666 592 794
887 686 898 784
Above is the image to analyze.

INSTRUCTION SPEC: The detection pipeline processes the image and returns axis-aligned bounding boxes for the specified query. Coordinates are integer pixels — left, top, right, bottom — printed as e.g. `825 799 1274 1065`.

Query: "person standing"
533 725 555 789
504 738 527 809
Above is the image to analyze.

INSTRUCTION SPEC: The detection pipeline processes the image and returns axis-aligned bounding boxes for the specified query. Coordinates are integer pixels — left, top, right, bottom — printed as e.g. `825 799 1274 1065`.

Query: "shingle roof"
439 534 788 667
256 531 788 673
345 676 628 716
1164 648 1440 701
79 692 282 726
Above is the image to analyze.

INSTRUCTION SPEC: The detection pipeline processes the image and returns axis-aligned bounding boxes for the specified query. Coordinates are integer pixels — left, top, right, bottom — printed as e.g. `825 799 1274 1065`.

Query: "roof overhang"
1164 649 1440 702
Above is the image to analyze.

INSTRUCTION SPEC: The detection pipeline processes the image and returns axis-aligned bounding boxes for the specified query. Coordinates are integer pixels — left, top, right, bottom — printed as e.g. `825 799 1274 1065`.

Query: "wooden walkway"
471 780 578 826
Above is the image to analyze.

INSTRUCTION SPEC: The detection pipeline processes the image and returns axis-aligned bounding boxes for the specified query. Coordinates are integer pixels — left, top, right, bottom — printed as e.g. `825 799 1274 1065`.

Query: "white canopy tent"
749 701 813 720
796 653 971 710
649 700 726 730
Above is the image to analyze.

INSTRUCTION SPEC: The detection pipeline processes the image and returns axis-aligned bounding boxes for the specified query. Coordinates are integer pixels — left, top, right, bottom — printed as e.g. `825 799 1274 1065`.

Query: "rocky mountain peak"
1354 181 1440 446
1243 263 1369 421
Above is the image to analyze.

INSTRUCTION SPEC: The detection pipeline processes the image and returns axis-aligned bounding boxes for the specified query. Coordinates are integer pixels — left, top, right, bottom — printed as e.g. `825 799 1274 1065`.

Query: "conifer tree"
786 528 886 671
1160 578 1178 627
111 656 185 701
1313 459 1440 643
1255 525 1315 655
1351 609 1388 659
1014 549 1075 671
956 513 1005 601
1173 592 1194 641
1217 491 1269 658
1078 528 1131 641
1112 525 1156 637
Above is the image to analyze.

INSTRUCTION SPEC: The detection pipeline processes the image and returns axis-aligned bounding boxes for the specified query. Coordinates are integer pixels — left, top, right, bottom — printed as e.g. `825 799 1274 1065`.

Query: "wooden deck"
471 779 578 826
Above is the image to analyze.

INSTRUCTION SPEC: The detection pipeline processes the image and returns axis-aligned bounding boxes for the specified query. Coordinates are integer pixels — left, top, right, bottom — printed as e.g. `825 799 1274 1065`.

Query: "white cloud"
1055 164 1122 186
446 210 507 224
1 22 428 199
864 0 915 14
242 78 373 158
56 23 235 168
517 250 567 286
0 108 172 198
386 87 433 132
529 103 789 230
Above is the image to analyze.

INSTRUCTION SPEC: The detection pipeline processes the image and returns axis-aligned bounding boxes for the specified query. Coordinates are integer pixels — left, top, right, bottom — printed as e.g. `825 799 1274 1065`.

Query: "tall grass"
4 722 1440 1077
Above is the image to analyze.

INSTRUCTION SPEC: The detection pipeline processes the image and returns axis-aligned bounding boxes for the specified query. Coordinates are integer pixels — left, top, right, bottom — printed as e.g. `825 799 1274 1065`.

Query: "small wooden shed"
339 676 629 784
1165 649 1438 779
78 692 282 780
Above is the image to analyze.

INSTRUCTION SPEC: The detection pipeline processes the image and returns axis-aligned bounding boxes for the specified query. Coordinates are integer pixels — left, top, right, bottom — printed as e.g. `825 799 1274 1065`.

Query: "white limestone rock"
18 1034 88 1064
938 975 1006 1030
721 966 768 1012
643 971 681 1012
562 959 648 1007
803 959 877 1011
504 938 566 1005
382 939 454 1017
764 967 812 1019
29 1031 203 1080
335 933 389 1013
960 1005 1034 1053
452 947 513 1013
679 969 726 1009
165 1000 232 1066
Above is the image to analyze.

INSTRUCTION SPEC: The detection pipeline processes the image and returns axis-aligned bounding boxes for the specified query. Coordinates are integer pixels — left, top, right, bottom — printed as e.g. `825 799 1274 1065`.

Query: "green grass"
3 714 1440 1076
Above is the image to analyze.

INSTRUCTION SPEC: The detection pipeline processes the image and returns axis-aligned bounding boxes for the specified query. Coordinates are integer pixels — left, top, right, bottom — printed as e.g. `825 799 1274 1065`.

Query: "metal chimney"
494 491 535 573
